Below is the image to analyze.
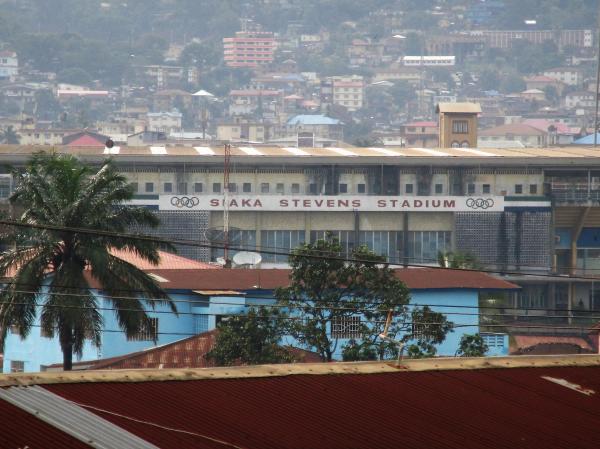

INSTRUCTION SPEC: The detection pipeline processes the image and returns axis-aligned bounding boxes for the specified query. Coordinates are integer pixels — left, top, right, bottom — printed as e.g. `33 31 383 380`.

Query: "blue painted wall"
2 287 508 373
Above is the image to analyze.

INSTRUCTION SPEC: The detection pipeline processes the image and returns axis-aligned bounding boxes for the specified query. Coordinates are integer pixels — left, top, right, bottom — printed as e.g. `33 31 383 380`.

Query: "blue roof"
287 114 341 126
573 133 600 144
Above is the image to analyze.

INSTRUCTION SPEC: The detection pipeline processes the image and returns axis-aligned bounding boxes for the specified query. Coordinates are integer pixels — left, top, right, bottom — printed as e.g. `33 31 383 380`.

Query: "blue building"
2 266 516 373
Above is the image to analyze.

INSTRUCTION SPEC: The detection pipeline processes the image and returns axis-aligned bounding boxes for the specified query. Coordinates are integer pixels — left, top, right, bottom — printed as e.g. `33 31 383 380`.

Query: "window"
261 230 305 263
145 182 154 193
243 182 252 193
309 183 318 194
515 184 523 194
261 183 270 193
530 184 538 194
127 317 159 341
467 183 475 194
406 231 452 264
339 183 348 193
412 322 438 341
357 183 366 194
130 182 139 193
227 183 237 193
435 183 443 194
331 316 362 339
405 183 414 194
213 182 221 193
482 184 491 194
10 360 24 373
194 182 203 193
276 183 284 194
291 183 300 194
0 177 10 198
452 120 469 134
178 182 188 194
359 231 401 260
10 324 22 336
163 182 173 193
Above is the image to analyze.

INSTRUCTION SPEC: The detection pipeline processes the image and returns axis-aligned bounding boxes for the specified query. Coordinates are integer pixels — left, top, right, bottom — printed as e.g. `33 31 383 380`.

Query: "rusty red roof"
46 330 322 370
135 267 519 291
32 362 600 449
514 335 594 351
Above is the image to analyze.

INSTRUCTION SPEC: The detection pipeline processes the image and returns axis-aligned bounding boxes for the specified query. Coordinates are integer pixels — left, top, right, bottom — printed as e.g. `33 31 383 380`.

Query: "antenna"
223 143 232 267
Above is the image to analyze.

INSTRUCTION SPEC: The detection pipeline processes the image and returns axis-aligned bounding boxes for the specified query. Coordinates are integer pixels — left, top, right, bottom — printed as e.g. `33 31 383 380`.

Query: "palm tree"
0 153 176 370
1 126 19 144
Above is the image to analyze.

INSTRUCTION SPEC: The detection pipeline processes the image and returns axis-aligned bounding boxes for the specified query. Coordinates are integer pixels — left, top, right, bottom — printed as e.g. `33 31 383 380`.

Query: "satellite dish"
232 251 262 267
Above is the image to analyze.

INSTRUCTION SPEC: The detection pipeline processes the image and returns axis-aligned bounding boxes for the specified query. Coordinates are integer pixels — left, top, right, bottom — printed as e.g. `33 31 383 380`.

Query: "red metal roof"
110 249 220 271
46 330 322 370
138 267 518 291
514 335 594 351
40 365 600 449
0 399 92 448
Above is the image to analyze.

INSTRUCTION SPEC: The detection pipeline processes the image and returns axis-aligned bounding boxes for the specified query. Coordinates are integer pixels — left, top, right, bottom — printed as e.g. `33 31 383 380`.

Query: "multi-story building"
135 65 199 90
228 89 283 116
0 51 18 81
542 67 583 87
223 31 277 68
473 29 593 50
217 122 271 143
400 121 439 147
330 76 365 112
147 111 183 134
565 91 595 109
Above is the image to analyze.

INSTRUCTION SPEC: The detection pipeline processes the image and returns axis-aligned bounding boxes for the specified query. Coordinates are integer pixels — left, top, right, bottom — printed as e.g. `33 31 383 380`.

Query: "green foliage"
0 153 176 370
57 67 93 85
456 334 489 357
341 339 377 361
206 308 297 366
0 126 19 145
405 306 453 358
276 236 411 361
437 251 482 269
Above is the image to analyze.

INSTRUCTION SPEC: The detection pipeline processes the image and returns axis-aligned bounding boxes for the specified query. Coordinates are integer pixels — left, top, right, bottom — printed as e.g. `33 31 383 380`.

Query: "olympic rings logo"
466 198 495 210
170 196 200 208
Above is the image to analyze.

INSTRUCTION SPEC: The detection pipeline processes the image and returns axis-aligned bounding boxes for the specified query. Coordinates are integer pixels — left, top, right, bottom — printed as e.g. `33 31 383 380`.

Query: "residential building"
330 75 365 112
152 89 193 112
524 76 565 95
0 50 18 81
478 123 548 147
223 31 277 68
62 131 110 148
400 121 439 147
147 110 183 134
135 65 198 89
474 29 593 49
543 67 583 87
520 89 546 102
18 129 76 146
437 102 481 148
217 122 271 143
1 264 515 373
228 89 283 116
283 114 343 144
402 56 456 67
565 91 595 109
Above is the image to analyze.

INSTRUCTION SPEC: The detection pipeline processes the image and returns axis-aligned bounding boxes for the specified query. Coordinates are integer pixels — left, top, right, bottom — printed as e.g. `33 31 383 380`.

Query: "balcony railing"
551 190 600 203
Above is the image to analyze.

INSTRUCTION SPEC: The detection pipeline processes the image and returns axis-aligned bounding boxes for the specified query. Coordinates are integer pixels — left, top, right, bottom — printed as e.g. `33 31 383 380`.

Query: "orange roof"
514 335 593 351
109 249 219 270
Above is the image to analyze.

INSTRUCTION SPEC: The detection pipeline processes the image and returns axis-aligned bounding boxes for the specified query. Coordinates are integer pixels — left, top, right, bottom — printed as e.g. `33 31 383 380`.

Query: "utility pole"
595 8 600 147
223 143 231 267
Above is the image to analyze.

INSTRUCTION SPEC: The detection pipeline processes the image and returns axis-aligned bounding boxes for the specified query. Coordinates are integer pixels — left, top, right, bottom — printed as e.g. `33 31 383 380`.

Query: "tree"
456 334 488 357
405 306 453 358
275 237 411 362
0 126 19 144
0 153 176 370
437 251 481 269
206 307 296 366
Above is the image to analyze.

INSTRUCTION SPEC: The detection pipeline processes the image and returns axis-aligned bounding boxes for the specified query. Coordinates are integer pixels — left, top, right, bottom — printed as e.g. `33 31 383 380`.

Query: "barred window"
127 318 159 341
10 360 24 373
331 316 362 339
412 322 437 340
452 120 468 134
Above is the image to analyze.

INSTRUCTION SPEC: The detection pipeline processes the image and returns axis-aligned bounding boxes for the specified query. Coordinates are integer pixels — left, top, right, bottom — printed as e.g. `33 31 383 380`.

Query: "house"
135 65 198 89
1 356 600 449
44 330 323 370
146 110 183 134
0 50 18 81
126 131 168 146
478 123 548 147
152 89 193 112
437 102 481 148
228 89 283 116
524 76 565 94
217 121 271 143
543 67 583 87
284 114 344 144
400 121 438 147
330 75 365 111
18 129 78 146
62 130 111 148
565 91 595 109
520 89 546 101
1 264 517 373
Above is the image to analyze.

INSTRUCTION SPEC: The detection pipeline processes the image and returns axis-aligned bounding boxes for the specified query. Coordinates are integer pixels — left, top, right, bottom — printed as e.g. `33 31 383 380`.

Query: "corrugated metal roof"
123 267 519 291
35 362 600 449
0 386 158 448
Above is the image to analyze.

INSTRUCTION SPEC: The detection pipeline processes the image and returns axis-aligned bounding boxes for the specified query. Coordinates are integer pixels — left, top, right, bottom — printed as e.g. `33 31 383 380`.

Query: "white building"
147 111 183 134
331 75 365 112
402 56 456 66
0 51 18 81
542 67 582 87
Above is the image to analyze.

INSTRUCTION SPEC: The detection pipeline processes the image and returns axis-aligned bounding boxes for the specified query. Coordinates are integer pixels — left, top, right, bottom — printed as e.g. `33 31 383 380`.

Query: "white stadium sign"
159 196 505 212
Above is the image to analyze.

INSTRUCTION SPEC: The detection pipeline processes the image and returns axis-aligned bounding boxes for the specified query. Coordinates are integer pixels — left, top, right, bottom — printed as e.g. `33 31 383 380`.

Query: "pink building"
223 31 277 68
